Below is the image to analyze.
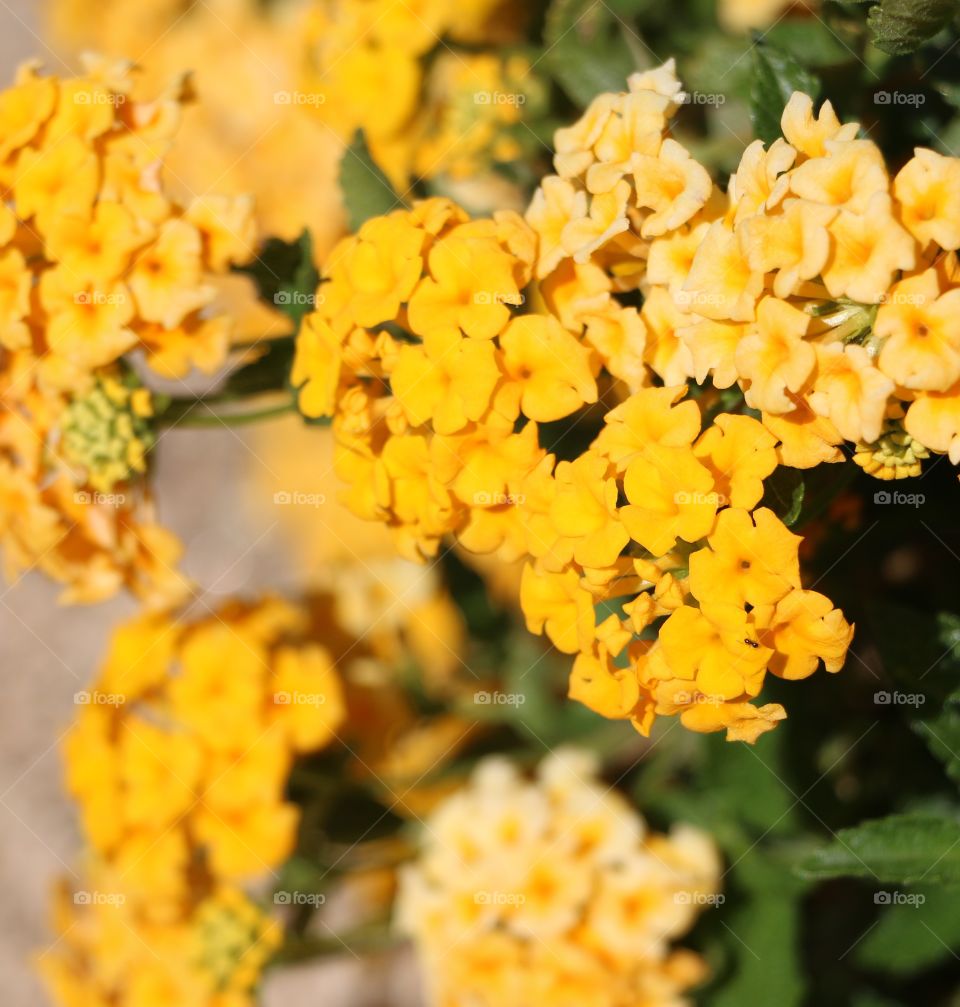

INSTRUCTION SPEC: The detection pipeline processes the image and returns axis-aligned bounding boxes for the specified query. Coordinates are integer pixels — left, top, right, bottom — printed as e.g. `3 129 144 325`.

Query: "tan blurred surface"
0 5 419 1004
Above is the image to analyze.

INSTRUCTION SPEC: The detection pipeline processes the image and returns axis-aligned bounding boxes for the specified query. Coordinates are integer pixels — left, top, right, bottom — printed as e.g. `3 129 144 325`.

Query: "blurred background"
0 4 404 1003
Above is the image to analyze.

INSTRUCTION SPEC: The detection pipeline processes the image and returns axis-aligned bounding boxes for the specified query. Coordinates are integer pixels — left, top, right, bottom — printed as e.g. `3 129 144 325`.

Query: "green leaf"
765 18 860 67
866 0 956 55
857 886 960 975
544 0 639 107
710 854 806 1007
235 229 319 329
750 40 820 145
340 129 404 232
914 690 960 785
760 466 805 527
798 811 960 885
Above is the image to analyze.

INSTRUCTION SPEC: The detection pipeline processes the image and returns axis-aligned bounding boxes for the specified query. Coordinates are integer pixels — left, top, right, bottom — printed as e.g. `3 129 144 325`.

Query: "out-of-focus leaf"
914 689 960 785
710 854 806 1007
866 0 955 55
544 0 639 106
750 40 820 144
235 229 319 329
856 886 960 974
798 811 960 885
760 466 805 527
340 129 403 231
765 18 860 66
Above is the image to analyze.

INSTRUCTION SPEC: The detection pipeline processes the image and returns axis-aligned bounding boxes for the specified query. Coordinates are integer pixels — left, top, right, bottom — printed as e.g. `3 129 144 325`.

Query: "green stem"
157 398 296 428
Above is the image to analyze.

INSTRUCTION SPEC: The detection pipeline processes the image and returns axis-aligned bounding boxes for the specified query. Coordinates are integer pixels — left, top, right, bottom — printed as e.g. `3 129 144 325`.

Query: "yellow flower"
735 296 816 413
682 220 764 321
739 197 837 299
391 331 501 433
904 381 960 463
520 563 595 654
498 314 598 421
408 223 522 340
632 138 712 237
689 507 801 608
547 452 629 569
790 139 889 212
893 147 960 251
622 444 719 555
594 384 701 470
729 138 795 224
397 751 720 1007
809 342 895 444
525 175 582 278
14 135 99 230
762 400 844 468
820 192 916 304
291 313 344 418
760 589 854 680
780 91 857 160
876 269 960 390
693 413 778 509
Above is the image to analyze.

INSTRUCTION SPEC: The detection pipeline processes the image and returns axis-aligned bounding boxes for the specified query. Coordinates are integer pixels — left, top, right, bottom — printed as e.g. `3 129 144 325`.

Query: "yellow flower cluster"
47 0 347 257
293 191 853 740
292 196 601 565
41 597 345 1007
302 0 534 192
530 384 854 743
396 749 721 1007
0 58 253 604
659 92 960 476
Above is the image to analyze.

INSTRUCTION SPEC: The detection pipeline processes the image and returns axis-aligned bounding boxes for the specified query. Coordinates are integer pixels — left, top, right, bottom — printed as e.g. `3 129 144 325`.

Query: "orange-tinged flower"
520 562 595 654
762 399 844 468
876 270 960 391
498 314 597 421
682 220 764 322
761 589 854 680
735 296 816 413
780 92 857 160
894 147 960 251
904 381 960 463
689 507 801 608
632 138 712 237
595 385 701 470
820 192 916 304
809 342 895 444
622 444 719 555
694 413 778 509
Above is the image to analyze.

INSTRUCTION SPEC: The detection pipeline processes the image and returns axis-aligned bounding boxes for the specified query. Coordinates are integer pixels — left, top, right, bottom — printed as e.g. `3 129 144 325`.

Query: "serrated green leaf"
750 41 820 145
340 130 404 231
866 0 955 55
798 811 960 885
544 0 639 106
857 886 960 975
